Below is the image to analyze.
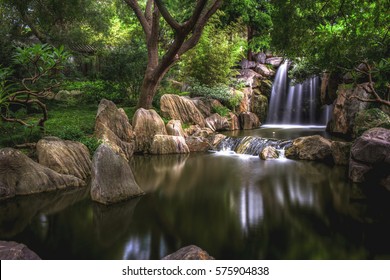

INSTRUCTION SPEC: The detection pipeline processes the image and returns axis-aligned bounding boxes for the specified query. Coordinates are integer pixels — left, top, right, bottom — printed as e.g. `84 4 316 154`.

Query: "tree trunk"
247 25 254 60
137 74 160 109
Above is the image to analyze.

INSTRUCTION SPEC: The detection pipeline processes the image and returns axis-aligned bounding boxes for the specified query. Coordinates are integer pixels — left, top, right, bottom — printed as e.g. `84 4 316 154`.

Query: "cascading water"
216 136 292 157
213 60 332 157
266 61 329 126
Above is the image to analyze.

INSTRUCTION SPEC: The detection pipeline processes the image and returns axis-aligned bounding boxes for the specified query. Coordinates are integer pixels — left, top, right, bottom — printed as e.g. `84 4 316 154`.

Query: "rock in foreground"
286 135 333 162
37 137 91 180
91 144 144 205
0 241 41 260
349 127 390 190
0 148 85 200
162 245 214 260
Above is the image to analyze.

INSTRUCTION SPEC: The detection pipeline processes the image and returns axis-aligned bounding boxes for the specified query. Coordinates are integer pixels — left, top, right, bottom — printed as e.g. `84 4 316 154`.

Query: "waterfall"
266 61 322 125
216 136 292 156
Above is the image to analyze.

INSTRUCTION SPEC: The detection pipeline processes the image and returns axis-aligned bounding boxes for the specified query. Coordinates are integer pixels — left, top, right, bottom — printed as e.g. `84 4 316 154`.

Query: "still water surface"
1 153 389 259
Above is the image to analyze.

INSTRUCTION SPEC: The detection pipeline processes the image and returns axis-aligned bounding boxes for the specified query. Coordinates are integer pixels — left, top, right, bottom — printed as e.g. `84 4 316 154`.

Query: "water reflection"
1 153 390 259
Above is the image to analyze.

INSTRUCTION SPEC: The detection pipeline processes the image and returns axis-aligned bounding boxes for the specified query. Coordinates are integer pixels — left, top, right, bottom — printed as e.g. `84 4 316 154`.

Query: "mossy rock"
353 108 390 138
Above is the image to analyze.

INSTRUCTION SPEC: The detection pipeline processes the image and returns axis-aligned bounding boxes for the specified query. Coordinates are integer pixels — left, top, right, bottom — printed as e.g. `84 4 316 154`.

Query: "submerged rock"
37 137 91 180
260 146 279 160
0 148 85 200
95 99 135 160
349 128 390 190
133 108 167 153
91 144 144 205
0 241 41 260
162 245 214 260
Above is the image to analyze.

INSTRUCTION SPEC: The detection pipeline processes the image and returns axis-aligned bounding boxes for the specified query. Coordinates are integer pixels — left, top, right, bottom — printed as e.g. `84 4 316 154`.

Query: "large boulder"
349 128 390 190
95 99 135 160
36 137 91 180
286 135 333 162
253 52 267 64
239 112 260 130
0 148 85 200
185 136 211 152
150 135 190 155
91 144 144 205
160 94 205 127
328 83 371 137
192 97 223 118
162 245 214 260
205 113 229 132
352 108 390 138
132 108 167 153
0 241 41 260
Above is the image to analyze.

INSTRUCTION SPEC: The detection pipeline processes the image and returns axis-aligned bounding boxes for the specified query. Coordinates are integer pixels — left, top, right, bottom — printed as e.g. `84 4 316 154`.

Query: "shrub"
212 105 230 117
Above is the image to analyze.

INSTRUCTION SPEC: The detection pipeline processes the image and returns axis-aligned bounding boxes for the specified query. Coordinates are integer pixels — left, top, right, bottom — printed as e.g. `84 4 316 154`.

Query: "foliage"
189 83 243 110
353 108 390 138
271 0 390 73
1 44 69 132
0 0 113 46
189 83 231 103
99 39 147 101
212 105 230 117
180 12 245 86
222 0 273 55
61 80 131 105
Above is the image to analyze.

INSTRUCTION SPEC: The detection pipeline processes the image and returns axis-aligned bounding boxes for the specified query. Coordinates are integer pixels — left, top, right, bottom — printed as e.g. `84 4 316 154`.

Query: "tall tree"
124 0 223 109
222 0 272 60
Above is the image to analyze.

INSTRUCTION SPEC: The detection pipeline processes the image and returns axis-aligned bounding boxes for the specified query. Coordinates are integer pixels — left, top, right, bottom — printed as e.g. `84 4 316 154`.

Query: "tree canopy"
271 0 390 73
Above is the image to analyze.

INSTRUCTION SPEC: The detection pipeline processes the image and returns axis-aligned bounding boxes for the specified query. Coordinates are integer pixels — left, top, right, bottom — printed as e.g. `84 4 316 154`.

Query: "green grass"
1 101 137 153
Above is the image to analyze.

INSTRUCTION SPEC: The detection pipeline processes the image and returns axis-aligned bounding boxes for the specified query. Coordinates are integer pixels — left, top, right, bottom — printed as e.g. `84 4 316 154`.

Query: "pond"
1 150 390 260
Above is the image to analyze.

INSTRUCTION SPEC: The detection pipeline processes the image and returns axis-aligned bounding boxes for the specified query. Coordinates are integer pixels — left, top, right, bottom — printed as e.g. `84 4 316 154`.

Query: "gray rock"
37 137 91 180
150 135 190 155
0 148 85 200
185 136 211 152
349 128 390 189
0 241 41 260
255 63 275 77
205 113 229 132
160 94 205 127
95 99 135 160
328 83 371 137
286 135 333 162
91 144 144 205
133 108 167 153
265 57 283 67
239 112 260 130
260 146 279 160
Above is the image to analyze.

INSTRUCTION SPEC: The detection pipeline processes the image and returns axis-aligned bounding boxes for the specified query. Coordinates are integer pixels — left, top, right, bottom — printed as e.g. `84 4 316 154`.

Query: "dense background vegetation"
0 0 389 148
